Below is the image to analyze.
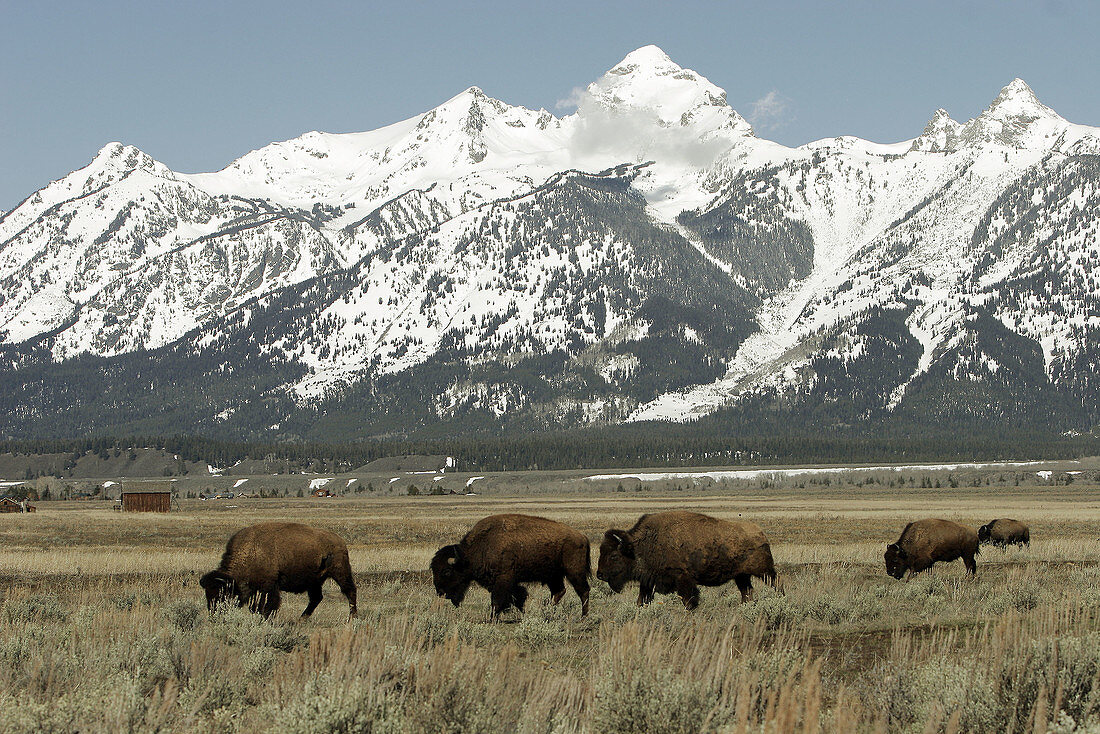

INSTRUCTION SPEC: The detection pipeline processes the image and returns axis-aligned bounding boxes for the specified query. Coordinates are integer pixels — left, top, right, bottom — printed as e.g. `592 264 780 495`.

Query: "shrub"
3 594 68 624
273 674 404 734
162 599 205 632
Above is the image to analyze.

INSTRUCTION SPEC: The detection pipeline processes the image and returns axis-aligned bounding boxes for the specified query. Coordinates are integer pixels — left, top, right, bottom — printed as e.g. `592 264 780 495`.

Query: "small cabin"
0 497 24 515
120 485 173 513
0 497 35 513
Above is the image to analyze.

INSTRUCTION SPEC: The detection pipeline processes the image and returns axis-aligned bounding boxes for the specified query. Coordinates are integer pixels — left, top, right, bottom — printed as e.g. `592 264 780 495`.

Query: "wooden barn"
120 484 174 513
0 497 35 513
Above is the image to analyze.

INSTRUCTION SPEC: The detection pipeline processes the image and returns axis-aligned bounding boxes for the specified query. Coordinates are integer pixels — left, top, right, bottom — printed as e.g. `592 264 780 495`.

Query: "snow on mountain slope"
2 47 1099 436
187 45 758 224
0 143 229 345
629 78 1100 422
185 87 573 217
972 155 1100 368
570 44 757 219
284 166 753 402
1 46 768 360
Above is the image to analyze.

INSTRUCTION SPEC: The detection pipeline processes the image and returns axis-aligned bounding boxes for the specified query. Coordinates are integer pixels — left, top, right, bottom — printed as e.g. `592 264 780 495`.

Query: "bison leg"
637 581 655 607
235 581 254 609
734 574 754 603
512 585 528 612
963 553 977 575
567 573 590 617
676 576 700 611
490 582 515 618
258 590 282 619
547 576 567 606
301 583 324 619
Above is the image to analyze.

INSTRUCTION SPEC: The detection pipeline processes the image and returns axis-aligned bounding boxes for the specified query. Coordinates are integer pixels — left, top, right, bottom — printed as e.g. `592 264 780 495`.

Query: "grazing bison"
884 519 978 580
597 511 776 610
199 522 357 619
431 514 591 618
978 519 1030 548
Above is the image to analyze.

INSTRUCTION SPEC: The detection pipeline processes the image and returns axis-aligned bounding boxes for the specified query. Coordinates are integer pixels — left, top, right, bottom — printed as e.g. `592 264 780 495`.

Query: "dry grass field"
2 473 1100 732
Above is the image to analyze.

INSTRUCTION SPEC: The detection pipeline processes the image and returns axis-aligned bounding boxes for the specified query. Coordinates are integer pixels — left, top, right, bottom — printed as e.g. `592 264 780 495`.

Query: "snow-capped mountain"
1 47 1097 440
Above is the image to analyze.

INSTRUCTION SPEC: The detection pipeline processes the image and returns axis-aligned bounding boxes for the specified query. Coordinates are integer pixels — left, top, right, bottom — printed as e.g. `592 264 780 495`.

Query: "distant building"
120 484 173 512
0 497 34 513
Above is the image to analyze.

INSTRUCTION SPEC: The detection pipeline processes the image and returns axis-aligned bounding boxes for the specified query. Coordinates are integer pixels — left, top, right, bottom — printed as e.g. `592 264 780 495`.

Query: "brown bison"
884 519 978 580
199 522 357 619
978 518 1030 548
430 514 591 618
597 511 777 610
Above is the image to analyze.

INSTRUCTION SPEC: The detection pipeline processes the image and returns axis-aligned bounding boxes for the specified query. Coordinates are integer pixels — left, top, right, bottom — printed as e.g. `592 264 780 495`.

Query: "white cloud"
555 87 587 112
748 90 792 132
567 75 735 169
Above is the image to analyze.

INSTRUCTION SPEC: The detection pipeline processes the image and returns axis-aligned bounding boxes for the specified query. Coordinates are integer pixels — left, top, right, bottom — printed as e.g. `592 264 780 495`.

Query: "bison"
199 522 358 619
978 518 1030 548
597 511 776 610
430 514 591 618
884 518 978 580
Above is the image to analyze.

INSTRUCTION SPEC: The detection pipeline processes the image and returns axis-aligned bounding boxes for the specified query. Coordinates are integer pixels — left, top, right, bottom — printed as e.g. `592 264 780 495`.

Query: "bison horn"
605 530 635 559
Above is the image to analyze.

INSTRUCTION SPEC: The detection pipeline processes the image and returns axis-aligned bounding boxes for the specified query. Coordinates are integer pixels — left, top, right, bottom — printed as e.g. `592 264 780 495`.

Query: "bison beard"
430 545 473 607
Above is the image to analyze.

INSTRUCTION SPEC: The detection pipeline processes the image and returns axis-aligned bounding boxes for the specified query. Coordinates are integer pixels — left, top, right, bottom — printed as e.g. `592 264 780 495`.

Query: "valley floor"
2 479 1100 732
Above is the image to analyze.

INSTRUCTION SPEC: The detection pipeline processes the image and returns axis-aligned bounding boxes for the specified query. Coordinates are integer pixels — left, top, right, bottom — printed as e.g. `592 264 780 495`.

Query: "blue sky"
2 0 1097 210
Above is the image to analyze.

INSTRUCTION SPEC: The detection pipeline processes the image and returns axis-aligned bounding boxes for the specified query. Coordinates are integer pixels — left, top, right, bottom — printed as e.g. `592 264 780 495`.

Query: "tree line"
0 428 1096 474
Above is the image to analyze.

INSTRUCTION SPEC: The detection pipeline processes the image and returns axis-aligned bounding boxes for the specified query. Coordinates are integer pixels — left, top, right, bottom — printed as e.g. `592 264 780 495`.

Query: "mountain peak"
610 45 679 74
584 46 751 140
986 78 1052 119
910 108 962 153
952 78 1066 150
91 142 163 175
440 85 495 108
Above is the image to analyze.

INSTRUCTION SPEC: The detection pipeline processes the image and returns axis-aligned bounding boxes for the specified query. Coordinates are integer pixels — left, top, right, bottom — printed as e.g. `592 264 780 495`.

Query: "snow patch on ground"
587 460 1065 482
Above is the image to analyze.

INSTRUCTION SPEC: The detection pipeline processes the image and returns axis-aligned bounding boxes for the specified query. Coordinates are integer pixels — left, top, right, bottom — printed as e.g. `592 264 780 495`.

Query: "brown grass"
1 480 1100 731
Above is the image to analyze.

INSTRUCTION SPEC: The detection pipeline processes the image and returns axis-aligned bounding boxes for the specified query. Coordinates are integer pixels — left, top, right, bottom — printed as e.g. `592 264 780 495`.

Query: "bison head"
597 530 636 593
884 543 908 580
431 544 472 607
977 523 993 544
199 570 238 610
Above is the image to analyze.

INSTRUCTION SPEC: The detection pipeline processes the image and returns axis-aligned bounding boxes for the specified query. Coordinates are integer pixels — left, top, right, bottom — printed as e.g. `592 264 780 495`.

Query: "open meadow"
2 466 1100 732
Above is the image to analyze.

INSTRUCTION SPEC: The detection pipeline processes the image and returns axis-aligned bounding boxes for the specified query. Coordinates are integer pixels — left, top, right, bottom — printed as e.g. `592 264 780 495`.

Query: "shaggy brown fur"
597 511 776 610
885 518 978 580
199 522 357 619
431 514 590 618
978 519 1030 548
